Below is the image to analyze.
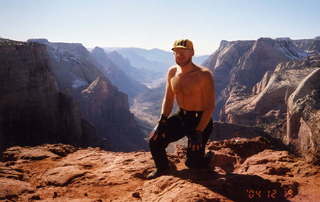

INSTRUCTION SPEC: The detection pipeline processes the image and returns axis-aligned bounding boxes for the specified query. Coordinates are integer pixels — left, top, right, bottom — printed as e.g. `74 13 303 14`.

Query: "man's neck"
178 62 196 74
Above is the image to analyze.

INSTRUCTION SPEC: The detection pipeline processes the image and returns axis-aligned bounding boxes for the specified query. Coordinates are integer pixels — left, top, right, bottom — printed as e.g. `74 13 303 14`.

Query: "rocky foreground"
1 137 319 202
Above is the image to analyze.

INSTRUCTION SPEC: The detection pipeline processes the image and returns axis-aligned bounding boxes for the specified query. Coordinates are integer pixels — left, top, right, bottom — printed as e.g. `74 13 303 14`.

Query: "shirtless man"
147 39 216 179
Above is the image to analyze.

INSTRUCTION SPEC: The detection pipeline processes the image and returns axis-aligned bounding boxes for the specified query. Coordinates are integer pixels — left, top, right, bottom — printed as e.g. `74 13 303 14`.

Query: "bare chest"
170 72 202 95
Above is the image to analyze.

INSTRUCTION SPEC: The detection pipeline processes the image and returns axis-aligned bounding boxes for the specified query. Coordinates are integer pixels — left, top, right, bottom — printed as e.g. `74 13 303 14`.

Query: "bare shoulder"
198 65 214 79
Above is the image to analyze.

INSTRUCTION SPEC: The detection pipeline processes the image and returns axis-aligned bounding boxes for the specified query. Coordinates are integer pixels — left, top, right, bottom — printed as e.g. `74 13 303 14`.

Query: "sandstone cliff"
222 55 320 126
27 39 102 95
37 39 148 151
1 38 147 152
79 76 147 151
0 39 99 152
203 38 320 165
1 137 319 201
213 53 320 164
203 38 307 120
287 68 320 164
293 37 320 53
91 47 148 99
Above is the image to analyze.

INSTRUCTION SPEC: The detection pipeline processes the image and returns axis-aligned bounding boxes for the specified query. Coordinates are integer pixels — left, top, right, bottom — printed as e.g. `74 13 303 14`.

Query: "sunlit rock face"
287 68 320 164
1 137 319 201
27 38 102 97
293 37 320 54
222 55 319 127
203 38 320 164
203 38 307 121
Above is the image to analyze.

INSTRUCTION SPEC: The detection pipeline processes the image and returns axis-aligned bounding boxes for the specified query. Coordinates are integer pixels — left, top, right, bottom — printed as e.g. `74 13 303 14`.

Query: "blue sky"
1 0 319 55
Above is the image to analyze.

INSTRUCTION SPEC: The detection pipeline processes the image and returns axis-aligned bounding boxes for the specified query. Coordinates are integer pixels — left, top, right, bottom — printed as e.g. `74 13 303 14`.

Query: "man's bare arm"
160 67 176 117
195 70 215 132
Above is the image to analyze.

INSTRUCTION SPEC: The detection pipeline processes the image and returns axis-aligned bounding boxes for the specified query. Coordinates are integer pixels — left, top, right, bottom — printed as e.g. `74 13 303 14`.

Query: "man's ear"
191 49 195 56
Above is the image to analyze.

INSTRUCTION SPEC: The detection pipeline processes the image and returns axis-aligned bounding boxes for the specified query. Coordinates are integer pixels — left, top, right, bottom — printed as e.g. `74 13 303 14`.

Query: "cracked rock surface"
0 139 319 201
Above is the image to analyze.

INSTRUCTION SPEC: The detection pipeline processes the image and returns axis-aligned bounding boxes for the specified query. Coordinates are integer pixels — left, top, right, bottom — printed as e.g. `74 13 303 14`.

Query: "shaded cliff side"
79 76 147 151
0 38 147 152
0 39 100 152
27 39 147 152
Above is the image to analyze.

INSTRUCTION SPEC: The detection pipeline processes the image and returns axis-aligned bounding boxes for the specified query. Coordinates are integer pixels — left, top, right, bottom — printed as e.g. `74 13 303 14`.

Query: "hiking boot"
146 168 170 180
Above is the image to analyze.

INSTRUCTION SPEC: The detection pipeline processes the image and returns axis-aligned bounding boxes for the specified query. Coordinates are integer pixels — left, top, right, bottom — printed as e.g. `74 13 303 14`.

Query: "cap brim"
171 46 193 50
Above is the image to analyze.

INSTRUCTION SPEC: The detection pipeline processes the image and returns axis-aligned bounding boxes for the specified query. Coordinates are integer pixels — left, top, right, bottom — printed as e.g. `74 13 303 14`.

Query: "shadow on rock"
169 169 292 202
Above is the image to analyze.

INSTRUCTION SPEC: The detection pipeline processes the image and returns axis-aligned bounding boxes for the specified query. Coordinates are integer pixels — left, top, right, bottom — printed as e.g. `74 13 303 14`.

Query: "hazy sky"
1 0 319 55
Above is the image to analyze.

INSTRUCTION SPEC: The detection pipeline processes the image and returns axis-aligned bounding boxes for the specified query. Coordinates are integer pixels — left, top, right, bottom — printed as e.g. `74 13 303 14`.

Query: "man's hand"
188 130 203 151
149 115 168 141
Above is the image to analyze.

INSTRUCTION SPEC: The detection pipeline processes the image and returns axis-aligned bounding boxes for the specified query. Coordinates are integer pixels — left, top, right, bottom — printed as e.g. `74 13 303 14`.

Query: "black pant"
149 108 213 170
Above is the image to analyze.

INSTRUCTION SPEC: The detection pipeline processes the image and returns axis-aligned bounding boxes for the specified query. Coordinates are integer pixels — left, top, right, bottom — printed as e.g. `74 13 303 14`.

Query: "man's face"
173 48 194 67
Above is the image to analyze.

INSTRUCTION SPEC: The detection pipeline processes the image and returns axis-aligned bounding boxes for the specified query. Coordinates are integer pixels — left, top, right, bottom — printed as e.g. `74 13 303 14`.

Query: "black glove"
149 114 168 141
188 130 203 151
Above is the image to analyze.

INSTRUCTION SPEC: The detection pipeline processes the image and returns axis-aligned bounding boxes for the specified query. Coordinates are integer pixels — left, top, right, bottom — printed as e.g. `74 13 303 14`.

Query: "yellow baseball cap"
172 39 194 50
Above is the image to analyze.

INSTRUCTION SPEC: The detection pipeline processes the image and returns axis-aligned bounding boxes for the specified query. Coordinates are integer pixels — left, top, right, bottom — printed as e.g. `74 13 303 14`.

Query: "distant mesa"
27 38 49 44
275 37 291 41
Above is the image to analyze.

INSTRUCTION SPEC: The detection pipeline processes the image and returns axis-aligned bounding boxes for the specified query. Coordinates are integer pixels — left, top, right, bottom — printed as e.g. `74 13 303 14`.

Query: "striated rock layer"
0 137 319 201
203 38 320 164
293 37 320 53
214 54 320 164
287 68 320 164
223 55 320 126
203 37 307 120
